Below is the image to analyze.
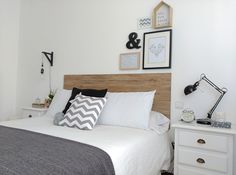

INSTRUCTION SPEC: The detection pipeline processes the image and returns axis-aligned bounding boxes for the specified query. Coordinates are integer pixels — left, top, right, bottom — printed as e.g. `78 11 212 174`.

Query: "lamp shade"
184 81 199 95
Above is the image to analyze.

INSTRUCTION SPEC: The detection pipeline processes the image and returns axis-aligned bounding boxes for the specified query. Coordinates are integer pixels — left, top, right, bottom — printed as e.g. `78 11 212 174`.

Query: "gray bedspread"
0 126 115 175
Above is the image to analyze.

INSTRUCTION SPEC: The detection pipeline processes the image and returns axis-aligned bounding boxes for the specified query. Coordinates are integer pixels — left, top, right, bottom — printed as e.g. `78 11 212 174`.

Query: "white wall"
17 0 236 123
0 0 20 121
172 0 236 123
16 0 170 113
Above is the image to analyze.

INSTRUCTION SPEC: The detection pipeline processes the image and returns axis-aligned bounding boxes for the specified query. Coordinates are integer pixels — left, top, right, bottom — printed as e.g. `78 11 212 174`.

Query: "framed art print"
153 1 173 29
119 52 140 70
143 30 172 69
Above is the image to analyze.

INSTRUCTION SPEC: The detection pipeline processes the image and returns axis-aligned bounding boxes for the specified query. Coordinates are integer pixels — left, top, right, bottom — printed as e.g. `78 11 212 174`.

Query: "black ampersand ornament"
126 32 141 49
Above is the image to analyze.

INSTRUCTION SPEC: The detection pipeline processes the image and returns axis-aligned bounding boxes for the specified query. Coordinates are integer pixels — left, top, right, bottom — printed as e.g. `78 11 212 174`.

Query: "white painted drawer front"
178 148 228 173
22 110 45 118
178 165 226 175
179 130 228 152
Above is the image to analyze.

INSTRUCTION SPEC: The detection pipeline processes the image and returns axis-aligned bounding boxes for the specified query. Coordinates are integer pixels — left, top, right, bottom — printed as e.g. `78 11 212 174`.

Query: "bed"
0 73 172 175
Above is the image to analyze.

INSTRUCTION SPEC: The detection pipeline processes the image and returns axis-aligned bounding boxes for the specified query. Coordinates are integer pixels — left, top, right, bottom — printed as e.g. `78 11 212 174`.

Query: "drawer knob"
197 139 206 144
196 158 205 164
28 115 32 118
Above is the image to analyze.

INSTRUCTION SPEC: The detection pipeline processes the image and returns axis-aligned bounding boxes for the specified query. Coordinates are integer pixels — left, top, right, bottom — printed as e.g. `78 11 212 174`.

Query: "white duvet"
0 116 171 175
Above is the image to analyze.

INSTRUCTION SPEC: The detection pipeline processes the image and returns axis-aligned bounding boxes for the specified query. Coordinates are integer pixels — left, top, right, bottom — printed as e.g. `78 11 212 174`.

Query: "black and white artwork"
143 30 172 69
119 52 140 70
137 17 152 30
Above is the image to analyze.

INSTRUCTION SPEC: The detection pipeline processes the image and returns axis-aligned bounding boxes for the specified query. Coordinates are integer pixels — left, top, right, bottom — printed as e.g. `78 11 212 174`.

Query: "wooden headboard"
64 73 171 118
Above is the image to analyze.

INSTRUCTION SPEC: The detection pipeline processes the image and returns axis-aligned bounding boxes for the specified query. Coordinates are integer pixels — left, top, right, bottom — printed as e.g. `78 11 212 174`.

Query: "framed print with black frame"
143 29 172 69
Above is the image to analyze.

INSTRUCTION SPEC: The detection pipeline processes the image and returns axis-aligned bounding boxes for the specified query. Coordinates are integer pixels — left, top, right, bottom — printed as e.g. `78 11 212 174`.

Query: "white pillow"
46 89 72 117
149 111 170 126
98 91 156 129
149 111 170 134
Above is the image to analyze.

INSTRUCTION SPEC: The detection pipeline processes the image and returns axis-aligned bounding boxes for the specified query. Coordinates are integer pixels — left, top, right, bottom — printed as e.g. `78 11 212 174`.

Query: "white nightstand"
22 107 48 118
172 121 236 175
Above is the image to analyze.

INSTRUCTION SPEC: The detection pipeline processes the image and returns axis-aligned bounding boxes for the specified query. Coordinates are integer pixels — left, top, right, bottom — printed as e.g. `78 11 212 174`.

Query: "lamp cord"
49 65 52 93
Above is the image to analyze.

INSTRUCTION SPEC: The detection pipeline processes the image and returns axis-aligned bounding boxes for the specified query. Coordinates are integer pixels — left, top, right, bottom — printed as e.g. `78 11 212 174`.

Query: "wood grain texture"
64 73 171 118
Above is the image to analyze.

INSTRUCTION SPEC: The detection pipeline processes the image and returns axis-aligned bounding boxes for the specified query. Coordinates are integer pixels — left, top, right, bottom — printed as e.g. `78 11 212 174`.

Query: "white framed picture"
143 30 172 69
119 52 140 70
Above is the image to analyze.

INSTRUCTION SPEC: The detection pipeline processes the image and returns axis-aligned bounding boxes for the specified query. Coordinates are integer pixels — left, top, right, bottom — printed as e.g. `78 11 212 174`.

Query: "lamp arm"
207 92 226 119
202 76 223 93
200 74 227 119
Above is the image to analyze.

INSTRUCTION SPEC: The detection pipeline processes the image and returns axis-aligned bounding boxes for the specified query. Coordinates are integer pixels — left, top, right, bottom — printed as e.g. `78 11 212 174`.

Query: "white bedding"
0 116 171 175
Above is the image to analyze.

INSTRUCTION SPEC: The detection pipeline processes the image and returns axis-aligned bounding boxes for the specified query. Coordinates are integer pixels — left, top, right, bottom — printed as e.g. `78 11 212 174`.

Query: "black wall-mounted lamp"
41 51 54 74
184 73 227 125
41 51 54 92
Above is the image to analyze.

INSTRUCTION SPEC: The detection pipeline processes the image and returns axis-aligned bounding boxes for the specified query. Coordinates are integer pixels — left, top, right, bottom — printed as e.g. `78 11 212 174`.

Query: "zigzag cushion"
59 94 107 130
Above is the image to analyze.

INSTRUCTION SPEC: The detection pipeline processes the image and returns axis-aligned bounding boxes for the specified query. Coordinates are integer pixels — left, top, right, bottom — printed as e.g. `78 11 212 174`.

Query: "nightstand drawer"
178 165 226 175
178 130 228 152
22 108 47 118
178 148 228 173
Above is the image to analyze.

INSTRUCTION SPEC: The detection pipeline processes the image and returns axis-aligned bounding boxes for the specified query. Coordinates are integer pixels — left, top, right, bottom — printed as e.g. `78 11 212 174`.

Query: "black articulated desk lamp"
184 74 227 125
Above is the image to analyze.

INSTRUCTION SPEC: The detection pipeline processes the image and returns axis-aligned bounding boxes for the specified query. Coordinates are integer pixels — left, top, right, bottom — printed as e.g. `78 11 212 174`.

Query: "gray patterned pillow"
59 94 107 130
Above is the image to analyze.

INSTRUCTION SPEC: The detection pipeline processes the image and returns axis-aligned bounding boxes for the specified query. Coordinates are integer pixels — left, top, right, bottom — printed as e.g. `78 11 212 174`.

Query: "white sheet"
0 117 171 175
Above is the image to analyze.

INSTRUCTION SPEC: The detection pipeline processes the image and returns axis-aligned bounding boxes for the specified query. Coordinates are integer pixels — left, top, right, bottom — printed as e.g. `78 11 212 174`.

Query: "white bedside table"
22 107 48 118
172 121 236 175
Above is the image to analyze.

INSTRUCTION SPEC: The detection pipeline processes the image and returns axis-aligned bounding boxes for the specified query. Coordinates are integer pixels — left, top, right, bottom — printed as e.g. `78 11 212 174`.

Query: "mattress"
0 116 171 175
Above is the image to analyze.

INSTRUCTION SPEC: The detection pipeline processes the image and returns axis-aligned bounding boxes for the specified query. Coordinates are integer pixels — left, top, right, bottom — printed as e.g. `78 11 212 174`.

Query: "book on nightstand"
32 103 45 109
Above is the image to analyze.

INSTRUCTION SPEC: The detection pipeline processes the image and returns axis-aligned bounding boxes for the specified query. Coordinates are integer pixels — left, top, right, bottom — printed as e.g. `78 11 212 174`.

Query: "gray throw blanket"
0 126 115 175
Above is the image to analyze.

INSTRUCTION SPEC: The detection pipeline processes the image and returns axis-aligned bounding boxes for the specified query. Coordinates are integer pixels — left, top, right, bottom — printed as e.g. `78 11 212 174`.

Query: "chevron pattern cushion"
59 94 107 130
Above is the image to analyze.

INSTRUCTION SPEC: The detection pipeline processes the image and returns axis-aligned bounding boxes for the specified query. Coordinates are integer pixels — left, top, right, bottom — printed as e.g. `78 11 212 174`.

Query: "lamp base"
196 118 211 125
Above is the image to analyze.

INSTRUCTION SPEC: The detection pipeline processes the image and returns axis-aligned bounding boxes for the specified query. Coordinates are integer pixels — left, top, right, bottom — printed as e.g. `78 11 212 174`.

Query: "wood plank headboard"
64 73 171 118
